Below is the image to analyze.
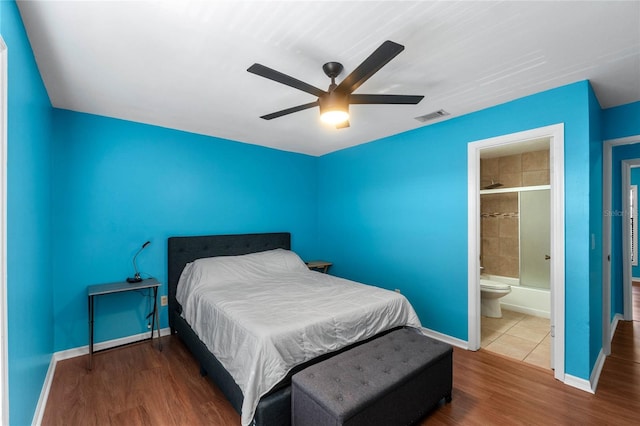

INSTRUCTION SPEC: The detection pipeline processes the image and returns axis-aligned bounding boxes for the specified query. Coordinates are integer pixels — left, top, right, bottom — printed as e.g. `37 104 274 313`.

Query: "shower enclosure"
480 188 551 315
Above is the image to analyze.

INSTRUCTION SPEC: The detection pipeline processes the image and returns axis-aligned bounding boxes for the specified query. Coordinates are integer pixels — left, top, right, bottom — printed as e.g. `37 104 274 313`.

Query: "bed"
168 232 421 426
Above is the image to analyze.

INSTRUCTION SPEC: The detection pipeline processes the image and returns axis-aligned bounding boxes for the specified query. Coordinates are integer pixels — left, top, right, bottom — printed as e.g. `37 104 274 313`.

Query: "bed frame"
168 232 292 426
167 232 400 426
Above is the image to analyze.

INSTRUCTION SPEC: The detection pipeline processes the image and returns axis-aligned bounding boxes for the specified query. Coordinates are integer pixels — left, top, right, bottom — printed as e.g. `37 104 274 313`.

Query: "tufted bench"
291 328 453 426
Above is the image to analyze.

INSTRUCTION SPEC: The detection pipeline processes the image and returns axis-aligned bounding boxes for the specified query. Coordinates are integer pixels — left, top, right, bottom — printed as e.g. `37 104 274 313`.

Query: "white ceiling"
16 1 640 156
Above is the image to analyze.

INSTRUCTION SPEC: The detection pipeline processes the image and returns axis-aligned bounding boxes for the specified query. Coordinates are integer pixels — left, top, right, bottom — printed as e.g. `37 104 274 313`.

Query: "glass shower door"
520 189 551 289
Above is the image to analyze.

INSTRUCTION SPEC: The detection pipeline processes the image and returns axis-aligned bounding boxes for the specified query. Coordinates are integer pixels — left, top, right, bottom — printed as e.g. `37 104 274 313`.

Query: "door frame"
467 123 565 382
602 136 640 355
621 160 640 322
0 37 8 426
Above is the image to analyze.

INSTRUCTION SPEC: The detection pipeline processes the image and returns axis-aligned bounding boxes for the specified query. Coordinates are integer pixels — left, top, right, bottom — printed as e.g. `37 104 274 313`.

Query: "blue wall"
317 81 596 379
50 110 318 351
603 102 640 140
1 2 55 425
588 84 603 370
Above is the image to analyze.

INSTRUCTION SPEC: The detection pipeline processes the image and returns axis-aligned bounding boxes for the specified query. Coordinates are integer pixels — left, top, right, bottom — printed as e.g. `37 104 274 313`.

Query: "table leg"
88 294 94 370
155 288 162 351
151 287 162 351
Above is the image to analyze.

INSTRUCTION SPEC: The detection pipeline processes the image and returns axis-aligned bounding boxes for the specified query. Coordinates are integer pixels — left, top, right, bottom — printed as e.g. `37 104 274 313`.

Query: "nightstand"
306 260 332 274
87 278 161 370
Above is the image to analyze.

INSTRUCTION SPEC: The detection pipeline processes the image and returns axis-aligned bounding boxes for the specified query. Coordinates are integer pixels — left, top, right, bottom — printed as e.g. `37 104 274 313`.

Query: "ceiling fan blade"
336 120 350 129
349 94 424 105
260 101 319 120
335 40 405 94
248 64 326 98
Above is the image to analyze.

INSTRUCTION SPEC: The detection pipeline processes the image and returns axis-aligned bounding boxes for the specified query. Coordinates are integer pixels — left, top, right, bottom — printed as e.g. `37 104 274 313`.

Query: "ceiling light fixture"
320 109 349 125
319 91 349 125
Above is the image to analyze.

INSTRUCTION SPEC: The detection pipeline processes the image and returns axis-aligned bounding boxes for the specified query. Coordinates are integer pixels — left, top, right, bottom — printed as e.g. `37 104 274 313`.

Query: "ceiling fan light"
320 110 349 125
319 92 349 125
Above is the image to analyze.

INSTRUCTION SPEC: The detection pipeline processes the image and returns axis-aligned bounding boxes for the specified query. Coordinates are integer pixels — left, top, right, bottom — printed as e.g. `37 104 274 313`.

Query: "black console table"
87 278 161 370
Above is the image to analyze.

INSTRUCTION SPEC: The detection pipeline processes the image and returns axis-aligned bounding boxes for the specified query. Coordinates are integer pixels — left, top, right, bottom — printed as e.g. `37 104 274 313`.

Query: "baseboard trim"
564 373 595 394
610 313 623 342
562 348 606 395
32 353 57 426
421 327 468 350
588 348 607 393
33 328 171 425
54 327 172 361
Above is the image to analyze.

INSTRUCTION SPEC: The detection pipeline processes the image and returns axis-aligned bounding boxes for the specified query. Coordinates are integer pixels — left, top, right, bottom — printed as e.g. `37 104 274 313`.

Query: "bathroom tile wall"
481 150 550 189
480 150 549 278
481 193 520 277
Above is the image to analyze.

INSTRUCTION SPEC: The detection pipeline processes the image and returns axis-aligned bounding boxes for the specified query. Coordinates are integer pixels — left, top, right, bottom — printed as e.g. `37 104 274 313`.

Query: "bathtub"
481 274 550 319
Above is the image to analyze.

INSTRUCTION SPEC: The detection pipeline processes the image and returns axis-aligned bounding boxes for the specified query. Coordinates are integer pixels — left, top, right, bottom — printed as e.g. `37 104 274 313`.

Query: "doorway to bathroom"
467 124 565 382
479 159 551 368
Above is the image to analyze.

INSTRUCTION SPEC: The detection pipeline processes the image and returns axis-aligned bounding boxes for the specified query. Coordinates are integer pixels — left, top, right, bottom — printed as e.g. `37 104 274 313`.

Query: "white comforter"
176 249 421 426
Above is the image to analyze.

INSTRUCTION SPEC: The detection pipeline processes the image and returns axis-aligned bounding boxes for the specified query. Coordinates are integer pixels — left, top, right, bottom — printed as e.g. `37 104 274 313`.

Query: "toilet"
480 278 511 318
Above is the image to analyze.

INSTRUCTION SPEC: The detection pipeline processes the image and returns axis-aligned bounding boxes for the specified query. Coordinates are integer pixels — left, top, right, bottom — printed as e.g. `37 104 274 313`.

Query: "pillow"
193 248 308 275
242 248 310 273
177 249 309 303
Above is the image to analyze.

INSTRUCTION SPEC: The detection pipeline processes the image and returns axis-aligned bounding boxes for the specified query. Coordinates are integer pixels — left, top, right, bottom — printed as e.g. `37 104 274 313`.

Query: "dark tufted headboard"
167 232 291 331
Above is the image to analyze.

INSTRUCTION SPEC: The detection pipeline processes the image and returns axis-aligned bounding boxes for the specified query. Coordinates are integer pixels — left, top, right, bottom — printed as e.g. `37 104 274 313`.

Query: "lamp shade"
319 92 349 125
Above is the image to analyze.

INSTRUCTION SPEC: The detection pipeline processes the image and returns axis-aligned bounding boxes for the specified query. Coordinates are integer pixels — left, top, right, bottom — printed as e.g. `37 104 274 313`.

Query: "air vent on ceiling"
414 109 450 123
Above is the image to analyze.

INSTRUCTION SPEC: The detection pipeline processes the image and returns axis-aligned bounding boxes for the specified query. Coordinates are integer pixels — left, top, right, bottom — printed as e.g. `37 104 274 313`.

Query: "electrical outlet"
161 295 168 306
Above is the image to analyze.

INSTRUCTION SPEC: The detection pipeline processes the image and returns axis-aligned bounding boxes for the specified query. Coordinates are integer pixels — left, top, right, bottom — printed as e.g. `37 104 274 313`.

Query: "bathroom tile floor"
481 309 551 369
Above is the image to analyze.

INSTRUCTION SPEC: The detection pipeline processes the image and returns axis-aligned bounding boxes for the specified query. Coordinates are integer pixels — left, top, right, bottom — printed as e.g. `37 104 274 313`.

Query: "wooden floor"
43 287 640 425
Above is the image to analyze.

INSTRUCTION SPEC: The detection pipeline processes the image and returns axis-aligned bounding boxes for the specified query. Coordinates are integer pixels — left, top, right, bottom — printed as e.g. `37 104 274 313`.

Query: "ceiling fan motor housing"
319 90 349 122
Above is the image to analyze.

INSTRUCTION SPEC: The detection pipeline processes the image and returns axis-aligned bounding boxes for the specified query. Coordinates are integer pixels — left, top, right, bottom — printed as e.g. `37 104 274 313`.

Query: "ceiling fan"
247 40 424 129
